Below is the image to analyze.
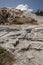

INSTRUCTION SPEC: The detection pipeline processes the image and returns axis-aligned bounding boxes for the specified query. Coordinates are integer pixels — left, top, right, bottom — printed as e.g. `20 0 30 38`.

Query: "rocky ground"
0 25 43 65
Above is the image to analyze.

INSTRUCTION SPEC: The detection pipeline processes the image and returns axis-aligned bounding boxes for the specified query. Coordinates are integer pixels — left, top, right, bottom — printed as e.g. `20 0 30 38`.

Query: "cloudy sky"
0 0 43 12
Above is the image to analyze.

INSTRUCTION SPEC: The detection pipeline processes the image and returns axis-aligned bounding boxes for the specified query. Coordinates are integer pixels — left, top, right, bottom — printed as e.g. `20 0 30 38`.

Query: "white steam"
16 4 33 12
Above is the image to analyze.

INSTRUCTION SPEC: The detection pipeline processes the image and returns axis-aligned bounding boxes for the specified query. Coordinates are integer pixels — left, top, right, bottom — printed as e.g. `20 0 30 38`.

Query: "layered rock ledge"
0 25 43 65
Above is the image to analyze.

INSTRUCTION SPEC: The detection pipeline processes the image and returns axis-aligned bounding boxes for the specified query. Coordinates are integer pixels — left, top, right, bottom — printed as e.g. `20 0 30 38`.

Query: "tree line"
35 9 43 16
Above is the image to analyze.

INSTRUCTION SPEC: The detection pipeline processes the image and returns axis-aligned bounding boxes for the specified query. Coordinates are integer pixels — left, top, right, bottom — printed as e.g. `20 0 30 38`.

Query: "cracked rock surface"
0 25 43 65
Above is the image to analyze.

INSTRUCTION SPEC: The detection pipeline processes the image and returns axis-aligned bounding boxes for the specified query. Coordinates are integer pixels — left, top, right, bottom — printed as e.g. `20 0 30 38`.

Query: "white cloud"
16 4 33 12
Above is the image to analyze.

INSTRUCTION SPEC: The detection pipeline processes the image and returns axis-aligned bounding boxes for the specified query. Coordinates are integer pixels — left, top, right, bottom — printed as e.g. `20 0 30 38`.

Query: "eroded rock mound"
0 7 38 25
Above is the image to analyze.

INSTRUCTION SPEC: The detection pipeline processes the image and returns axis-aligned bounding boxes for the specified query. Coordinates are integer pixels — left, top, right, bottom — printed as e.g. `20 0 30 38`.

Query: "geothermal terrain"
0 8 43 65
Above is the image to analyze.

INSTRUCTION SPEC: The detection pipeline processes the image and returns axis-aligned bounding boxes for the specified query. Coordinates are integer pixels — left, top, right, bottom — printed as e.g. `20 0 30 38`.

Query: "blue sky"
0 0 43 11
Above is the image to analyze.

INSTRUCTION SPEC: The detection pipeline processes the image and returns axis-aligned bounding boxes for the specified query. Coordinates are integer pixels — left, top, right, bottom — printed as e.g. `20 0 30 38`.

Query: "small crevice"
13 40 19 47
26 28 32 33
30 48 42 51
19 45 31 52
31 39 43 42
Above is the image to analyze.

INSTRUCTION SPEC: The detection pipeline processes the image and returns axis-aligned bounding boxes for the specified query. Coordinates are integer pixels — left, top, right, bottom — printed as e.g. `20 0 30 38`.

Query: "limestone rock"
0 25 43 65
